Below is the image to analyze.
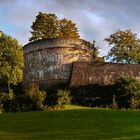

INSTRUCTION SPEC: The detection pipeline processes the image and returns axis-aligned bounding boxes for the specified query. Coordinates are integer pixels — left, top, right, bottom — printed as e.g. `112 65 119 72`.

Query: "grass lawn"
0 108 140 140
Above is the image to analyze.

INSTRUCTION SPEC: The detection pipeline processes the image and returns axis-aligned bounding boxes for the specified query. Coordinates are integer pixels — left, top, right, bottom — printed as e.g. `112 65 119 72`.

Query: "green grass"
62 104 91 110
0 108 140 140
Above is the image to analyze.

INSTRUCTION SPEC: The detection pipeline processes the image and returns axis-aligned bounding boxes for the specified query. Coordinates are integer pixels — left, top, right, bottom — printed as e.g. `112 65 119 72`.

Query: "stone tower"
23 38 94 89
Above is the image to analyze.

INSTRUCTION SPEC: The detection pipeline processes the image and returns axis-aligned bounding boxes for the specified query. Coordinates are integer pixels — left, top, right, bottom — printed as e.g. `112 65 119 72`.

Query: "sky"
1 0 140 56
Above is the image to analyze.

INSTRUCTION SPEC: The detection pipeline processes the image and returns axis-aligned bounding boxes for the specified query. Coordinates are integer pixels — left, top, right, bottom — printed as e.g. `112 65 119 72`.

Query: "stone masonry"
23 38 140 90
70 62 140 87
23 38 94 88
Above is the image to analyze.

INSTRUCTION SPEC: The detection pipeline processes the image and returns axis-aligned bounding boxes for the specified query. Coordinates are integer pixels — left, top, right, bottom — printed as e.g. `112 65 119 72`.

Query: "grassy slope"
0 109 140 140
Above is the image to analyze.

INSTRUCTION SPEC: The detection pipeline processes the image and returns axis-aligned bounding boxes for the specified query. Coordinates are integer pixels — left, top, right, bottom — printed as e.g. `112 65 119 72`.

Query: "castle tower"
23 38 94 89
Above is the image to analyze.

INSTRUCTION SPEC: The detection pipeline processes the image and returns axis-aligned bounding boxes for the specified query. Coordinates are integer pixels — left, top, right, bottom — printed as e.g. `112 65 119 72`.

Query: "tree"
29 12 80 42
29 12 59 41
91 40 99 60
58 18 79 38
105 29 140 63
0 32 24 91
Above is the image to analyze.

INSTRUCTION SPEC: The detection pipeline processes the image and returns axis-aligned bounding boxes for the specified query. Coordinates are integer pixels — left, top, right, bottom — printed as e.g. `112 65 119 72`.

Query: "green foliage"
59 18 79 38
0 85 46 113
111 95 118 110
0 93 5 112
130 96 140 110
1 90 15 112
29 12 59 41
57 89 71 106
114 76 140 109
91 40 99 59
29 12 80 41
115 76 140 96
25 86 46 110
105 29 140 63
45 89 71 110
0 32 24 89
71 78 140 110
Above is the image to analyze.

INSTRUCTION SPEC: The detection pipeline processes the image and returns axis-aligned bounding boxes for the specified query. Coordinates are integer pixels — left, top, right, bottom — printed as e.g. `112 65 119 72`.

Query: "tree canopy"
0 32 24 90
29 13 59 41
59 18 79 39
105 29 140 64
29 12 80 42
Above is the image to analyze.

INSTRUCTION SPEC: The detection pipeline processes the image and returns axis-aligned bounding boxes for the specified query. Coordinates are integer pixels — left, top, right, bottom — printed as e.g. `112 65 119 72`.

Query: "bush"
57 89 71 106
115 76 140 96
114 76 140 109
25 86 46 110
45 89 71 110
0 91 32 112
111 95 118 110
0 86 46 113
0 93 5 113
11 95 45 112
1 90 15 112
130 96 140 110
70 84 115 107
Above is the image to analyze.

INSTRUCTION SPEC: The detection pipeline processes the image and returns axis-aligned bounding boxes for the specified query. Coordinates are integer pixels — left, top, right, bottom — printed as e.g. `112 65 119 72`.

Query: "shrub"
111 95 118 110
45 89 71 110
1 90 15 112
70 84 116 108
57 90 71 106
11 95 44 112
0 85 46 113
0 93 5 113
130 96 140 110
114 76 140 109
25 86 46 110
115 76 140 96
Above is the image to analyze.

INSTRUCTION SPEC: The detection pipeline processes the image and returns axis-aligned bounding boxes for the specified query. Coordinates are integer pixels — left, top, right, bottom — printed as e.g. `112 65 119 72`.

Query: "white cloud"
1 0 140 56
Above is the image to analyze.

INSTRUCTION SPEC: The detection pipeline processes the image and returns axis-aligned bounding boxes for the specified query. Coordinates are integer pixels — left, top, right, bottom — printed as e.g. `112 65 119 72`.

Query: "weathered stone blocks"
70 62 140 87
23 38 93 88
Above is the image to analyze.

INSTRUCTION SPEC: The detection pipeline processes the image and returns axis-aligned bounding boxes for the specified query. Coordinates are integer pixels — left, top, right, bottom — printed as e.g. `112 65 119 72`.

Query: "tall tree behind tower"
29 12 59 41
29 12 80 42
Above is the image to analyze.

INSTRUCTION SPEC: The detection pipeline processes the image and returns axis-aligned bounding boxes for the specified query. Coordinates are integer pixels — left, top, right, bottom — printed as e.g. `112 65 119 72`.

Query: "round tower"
23 38 94 89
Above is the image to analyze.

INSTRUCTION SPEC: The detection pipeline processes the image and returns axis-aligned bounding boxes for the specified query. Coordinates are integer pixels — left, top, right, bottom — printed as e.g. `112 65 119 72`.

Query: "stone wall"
23 38 94 88
70 62 140 87
23 38 93 54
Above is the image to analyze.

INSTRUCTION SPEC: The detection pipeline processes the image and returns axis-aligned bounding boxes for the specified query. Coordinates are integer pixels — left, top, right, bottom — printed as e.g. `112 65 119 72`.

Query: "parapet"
23 38 93 54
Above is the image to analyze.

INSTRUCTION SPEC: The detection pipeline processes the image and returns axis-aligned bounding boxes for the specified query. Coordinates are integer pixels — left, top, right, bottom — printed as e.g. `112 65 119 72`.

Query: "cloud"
1 0 140 56
0 0 17 4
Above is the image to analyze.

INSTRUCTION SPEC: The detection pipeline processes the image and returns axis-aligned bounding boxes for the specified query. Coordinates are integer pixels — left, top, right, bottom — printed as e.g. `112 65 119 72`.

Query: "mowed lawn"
0 109 140 140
